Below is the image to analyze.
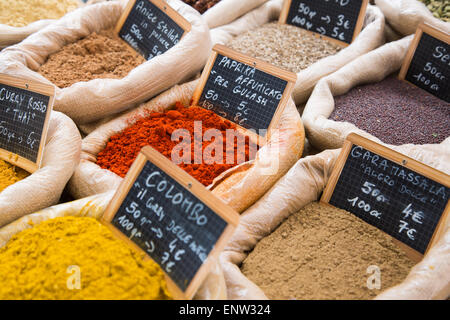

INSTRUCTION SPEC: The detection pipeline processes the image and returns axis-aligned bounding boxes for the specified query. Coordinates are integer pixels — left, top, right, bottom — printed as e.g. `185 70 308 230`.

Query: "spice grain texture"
0 0 80 27
227 23 342 73
97 103 254 186
330 75 450 145
0 217 172 300
0 160 29 193
241 202 415 300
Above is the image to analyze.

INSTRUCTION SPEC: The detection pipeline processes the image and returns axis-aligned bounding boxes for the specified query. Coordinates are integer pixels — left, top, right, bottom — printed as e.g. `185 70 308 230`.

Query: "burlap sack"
202 0 268 29
302 36 449 151
0 191 226 300
69 79 305 213
375 0 450 37
0 0 211 125
220 143 450 300
0 111 81 228
210 0 386 106
0 0 84 50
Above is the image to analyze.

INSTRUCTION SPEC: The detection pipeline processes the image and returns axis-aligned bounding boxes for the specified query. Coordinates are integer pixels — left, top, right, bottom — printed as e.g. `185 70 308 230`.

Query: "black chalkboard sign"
399 23 450 103
279 0 369 45
0 74 54 173
102 146 239 299
192 45 297 137
322 134 449 258
116 0 191 61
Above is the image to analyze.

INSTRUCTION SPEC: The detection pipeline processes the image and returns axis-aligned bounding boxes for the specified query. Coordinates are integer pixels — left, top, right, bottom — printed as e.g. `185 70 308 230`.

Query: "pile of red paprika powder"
96 102 255 186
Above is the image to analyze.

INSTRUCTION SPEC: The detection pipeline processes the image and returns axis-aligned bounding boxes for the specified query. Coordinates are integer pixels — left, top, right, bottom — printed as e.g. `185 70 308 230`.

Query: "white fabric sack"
220 143 450 300
302 36 449 151
0 0 212 125
0 1 84 50
0 191 227 300
375 0 450 37
0 111 82 228
202 0 268 29
210 0 386 106
69 79 305 213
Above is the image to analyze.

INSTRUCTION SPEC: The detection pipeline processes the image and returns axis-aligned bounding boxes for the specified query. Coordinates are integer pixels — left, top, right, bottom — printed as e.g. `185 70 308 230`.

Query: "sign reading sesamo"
399 23 450 103
102 146 239 299
279 0 369 45
0 74 54 173
192 44 297 137
116 0 191 60
322 133 449 258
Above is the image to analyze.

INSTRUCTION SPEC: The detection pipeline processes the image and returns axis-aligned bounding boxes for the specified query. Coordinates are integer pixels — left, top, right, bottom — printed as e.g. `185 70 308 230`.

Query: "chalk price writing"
119 0 185 61
284 0 365 44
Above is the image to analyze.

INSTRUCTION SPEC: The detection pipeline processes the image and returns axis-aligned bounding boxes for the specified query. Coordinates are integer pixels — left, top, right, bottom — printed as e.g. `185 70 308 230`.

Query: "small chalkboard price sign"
0 74 54 173
399 23 450 103
192 44 297 139
279 0 369 46
102 146 239 299
321 133 449 261
115 0 191 60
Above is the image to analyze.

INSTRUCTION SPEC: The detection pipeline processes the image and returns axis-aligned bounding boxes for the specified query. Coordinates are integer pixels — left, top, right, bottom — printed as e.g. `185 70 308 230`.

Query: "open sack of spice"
375 0 450 37
302 36 450 151
209 0 385 106
0 0 211 125
0 192 227 300
219 143 450 300
0 111 81 228
0 0 85 50
68 78 305 213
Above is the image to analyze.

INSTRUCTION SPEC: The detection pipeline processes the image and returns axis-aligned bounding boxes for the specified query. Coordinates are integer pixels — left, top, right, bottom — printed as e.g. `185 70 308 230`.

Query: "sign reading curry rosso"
101 146 239 299
0 74 54 173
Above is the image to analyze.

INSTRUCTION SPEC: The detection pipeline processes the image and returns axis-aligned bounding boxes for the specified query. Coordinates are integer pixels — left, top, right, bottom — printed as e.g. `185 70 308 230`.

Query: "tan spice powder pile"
241 202 415 300
38 29 146 88
227 22 342 73
0 0 80 27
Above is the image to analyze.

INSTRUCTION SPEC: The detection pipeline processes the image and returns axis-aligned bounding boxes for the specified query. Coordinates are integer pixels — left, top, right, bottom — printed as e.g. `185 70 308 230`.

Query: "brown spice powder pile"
241 202 415 300
38 29 145 88
227 22 342 73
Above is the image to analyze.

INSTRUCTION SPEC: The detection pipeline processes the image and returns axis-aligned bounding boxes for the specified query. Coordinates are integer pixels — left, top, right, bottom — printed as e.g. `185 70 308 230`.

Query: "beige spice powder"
241 202 415 300
38 29 146 89
227 22 342 73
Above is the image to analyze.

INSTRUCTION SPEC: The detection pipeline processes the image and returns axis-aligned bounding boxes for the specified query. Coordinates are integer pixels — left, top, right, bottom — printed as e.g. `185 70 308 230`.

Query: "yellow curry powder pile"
0 0 80 27
0 159 29 193
0 217 172 300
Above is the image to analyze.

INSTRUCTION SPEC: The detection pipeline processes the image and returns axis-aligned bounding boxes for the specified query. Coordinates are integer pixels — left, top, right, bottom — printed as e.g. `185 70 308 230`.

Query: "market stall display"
0 0 449 303
0 192 228 300
0 0 211 125
220 139 450 300
0 0 83 49
69 79 305 214
210 0 385 105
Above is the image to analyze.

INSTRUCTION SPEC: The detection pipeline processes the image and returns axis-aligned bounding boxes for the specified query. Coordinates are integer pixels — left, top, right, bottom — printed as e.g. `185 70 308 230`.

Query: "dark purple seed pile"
330 74 450 145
